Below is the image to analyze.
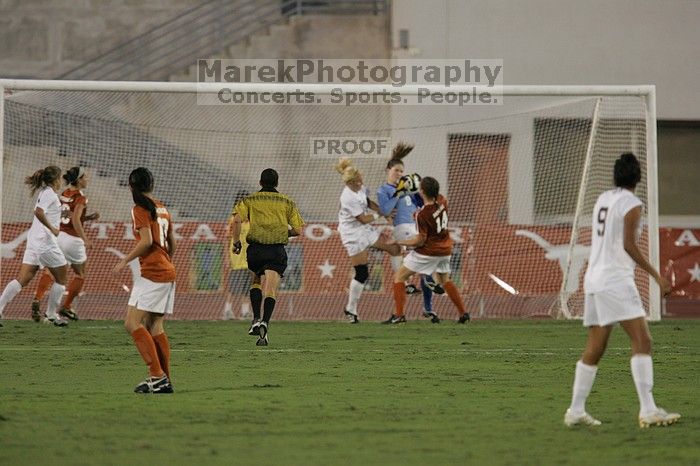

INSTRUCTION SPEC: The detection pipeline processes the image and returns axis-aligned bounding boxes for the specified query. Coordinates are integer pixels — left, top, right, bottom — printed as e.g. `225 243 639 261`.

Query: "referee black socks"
249 286 263 321
262 296 276 323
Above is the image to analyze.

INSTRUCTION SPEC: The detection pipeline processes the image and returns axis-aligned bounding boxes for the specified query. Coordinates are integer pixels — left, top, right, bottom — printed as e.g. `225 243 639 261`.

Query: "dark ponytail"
386 142 414 170
128 167 157 220
25 165 61 196
614 152 641 189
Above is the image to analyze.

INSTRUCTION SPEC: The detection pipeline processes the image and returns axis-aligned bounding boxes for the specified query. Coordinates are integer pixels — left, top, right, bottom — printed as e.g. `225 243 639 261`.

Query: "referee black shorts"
246 242 288 278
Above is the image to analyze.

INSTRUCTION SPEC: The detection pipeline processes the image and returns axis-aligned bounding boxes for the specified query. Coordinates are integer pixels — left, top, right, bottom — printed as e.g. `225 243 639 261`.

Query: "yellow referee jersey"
233 189 304 245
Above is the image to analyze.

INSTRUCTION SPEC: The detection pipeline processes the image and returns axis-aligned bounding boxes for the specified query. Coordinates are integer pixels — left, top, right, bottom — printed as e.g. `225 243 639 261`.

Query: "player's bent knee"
354 264 369 284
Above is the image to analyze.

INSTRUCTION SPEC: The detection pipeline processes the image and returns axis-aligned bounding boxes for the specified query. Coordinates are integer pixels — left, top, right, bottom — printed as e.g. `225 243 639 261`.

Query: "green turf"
0 319 697 466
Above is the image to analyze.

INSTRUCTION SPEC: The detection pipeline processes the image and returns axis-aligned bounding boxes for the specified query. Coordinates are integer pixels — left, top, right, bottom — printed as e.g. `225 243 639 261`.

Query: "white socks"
631 354 657 415
46 283 66 319
0 279 23 315
569 360 598 413
570 356 658 416
346 279 364 315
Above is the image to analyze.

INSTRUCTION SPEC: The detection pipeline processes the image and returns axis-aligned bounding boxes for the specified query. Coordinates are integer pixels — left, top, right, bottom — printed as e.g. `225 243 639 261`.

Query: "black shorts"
246 242 287 277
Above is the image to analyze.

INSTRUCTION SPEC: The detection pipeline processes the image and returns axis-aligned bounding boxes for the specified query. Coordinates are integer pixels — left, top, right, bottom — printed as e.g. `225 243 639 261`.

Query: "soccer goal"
0 80 659 321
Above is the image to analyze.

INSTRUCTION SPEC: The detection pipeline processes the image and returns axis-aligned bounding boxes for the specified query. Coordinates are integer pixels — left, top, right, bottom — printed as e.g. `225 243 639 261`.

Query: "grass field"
0 319 698 466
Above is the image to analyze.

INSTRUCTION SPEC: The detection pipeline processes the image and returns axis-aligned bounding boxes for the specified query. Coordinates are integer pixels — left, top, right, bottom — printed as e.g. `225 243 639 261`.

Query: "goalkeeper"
376 143 443 324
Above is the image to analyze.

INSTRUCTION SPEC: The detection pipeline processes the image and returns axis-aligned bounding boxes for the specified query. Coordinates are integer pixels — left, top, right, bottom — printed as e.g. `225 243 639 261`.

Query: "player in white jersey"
0 166 69 327
565 153 680 428
336 159 401 323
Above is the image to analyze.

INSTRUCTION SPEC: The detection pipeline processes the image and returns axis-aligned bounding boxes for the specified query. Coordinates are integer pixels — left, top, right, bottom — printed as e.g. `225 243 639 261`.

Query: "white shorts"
340 225 381 257
22 240 67 269
583 283 645 327
57 231 87 264
393 223 418 241
403 251 451 275
128 276 176 315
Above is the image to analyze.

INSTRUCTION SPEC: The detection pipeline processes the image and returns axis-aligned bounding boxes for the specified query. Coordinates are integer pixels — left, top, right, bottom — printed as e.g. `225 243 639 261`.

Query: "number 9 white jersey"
583 188 642 293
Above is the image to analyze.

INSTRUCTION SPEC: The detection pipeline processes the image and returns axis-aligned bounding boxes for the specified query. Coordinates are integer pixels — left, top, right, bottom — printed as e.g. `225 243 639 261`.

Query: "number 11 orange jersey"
131 200 176 282
59 188 87 237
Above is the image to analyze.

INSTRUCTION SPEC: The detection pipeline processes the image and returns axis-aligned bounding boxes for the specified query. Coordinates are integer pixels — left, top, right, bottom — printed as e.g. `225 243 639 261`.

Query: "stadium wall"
0 0 195 78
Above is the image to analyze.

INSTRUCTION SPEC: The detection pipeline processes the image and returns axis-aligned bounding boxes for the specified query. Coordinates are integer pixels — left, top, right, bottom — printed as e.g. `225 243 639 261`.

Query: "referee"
230 168 304 346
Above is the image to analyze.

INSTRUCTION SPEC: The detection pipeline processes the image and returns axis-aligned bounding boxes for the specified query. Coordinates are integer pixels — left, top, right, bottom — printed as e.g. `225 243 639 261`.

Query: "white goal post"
0 80 660 321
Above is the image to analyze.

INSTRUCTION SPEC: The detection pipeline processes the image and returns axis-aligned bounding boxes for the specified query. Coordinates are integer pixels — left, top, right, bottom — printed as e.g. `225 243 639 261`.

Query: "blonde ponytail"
336 158 362 184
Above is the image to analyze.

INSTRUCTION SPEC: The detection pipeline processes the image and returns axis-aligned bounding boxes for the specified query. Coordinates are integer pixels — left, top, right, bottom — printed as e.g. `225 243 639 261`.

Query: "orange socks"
34 271 53 301
152 332 171 380
443 281 466 315
131 327 164 378
393 282 406 317
62 277 84 308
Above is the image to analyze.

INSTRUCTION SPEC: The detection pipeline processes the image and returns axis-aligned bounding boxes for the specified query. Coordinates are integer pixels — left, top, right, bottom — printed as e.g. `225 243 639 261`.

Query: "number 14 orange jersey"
415 195 453 256
131 201 176 282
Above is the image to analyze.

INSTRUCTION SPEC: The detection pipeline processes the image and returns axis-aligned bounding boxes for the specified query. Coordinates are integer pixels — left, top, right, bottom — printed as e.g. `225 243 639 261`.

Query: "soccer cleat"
423 311 440 323
382 314 407 324
134 375 174 394
256 322 269 346
344 309 359 324
31 300 41 322
564 409 602 427
248 320 261 336
42 315 68 327
405 284 421 295
457 312 471 324
424 281 445 295
59 307 79 321
638 408 681 428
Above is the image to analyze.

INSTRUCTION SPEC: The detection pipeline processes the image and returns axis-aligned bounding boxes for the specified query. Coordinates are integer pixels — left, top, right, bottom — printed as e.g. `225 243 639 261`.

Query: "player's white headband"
68 166 85 184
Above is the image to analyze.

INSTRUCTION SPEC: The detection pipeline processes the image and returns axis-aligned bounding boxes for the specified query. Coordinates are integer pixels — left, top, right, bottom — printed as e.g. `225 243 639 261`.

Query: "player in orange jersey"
32 167 99 321
112 167 175 394
384 176 470 324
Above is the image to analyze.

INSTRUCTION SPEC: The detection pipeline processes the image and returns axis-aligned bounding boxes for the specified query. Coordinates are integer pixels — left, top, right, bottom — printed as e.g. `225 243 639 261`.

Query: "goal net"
0 81 659 321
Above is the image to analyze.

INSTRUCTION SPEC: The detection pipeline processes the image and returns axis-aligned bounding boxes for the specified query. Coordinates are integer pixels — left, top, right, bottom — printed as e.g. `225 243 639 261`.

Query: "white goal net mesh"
0 86 653 321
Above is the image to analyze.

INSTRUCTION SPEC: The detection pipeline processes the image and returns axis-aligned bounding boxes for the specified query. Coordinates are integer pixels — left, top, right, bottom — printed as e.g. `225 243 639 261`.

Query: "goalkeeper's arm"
376 185 400 216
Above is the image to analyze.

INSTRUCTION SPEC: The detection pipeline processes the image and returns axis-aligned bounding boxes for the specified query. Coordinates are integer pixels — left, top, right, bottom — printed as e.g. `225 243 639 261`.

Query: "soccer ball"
400 173 422 194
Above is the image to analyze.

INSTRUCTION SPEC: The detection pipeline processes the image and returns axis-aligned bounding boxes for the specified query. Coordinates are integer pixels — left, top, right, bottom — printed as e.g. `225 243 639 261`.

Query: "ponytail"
132 190 157 220
336 158 362 184
25 166 61 196
128 167 157 220
386 142 414 170
63 166 84 186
